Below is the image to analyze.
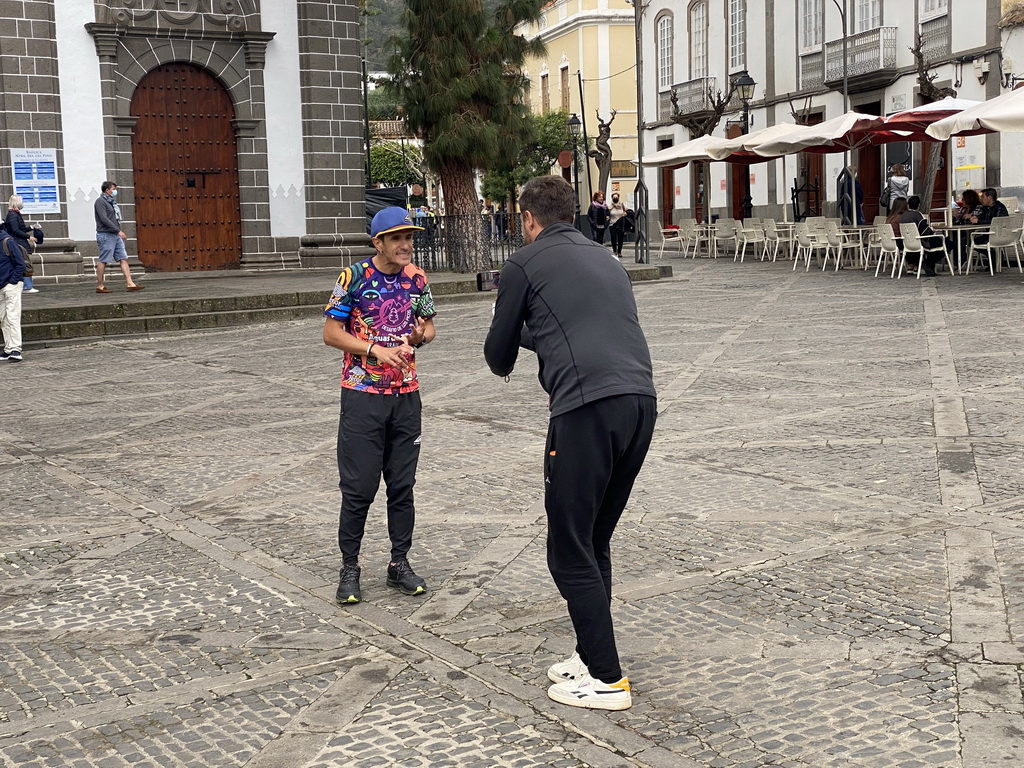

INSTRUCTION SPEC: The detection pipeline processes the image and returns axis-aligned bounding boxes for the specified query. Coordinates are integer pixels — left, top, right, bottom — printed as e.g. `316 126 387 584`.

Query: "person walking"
586 191 609 244
837 165 864 225
884 165 910 213
484 176 657 711
607 193 629 258
94 181 145 294
0 231 26 362
323 207 438 605
5 196 38 293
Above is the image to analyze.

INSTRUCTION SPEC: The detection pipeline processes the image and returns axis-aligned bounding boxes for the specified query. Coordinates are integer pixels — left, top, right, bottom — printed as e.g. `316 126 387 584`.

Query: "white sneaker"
547 651 589 684
547 673 632 710
23 287 39 293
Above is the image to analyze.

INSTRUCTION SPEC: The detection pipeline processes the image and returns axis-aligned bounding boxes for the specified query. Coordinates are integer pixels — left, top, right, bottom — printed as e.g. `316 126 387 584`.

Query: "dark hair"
962 189 981 209
907 195 922 210
886 198 909 223
101 181 116 193
982 187 998 201
520 176 575 227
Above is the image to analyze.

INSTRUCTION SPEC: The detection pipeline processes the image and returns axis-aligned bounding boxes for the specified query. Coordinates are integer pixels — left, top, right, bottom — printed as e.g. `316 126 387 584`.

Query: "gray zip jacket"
484 221 656 417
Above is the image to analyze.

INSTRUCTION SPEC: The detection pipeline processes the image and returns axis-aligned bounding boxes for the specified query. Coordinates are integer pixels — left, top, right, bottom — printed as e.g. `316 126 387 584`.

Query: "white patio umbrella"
926 87 1024 140
640 134 738 169
744 112 886 156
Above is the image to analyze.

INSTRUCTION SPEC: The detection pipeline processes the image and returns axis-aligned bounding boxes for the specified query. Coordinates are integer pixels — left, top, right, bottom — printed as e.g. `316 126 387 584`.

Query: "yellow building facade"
518 0 639 212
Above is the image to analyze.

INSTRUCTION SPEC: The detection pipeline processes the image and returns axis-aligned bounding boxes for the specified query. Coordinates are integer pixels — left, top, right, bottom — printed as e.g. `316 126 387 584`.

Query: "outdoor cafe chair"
657 227 684 259
677 219 708 258
762 219 792 262
863 221 890 271
822 229 861 272
874 227 901 278
899 223 954 279
967 217 1023 275
712 218 739 257
793 226 825 272
736 221 766 262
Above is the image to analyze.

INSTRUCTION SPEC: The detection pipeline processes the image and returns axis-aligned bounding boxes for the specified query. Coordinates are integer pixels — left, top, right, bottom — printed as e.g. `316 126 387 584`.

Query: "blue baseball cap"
371 207 424 238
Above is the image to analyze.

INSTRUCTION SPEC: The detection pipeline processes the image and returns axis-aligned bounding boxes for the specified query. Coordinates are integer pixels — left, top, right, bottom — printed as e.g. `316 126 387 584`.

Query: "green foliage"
384 0 546 209
369 140 424 188
481 110 572 203
367 86 400 121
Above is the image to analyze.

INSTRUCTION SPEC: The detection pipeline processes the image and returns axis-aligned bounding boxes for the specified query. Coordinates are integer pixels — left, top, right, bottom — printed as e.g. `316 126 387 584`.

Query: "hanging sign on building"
11 148 60 214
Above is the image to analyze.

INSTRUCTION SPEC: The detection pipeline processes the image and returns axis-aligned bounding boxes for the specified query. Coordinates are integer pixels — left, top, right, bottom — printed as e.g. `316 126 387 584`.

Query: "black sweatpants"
337 388 421 563
610 225 625 255
544 394 657 684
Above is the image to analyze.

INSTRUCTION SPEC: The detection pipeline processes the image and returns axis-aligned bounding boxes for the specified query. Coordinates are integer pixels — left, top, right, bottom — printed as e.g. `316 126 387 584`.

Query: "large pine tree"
387 0 544 272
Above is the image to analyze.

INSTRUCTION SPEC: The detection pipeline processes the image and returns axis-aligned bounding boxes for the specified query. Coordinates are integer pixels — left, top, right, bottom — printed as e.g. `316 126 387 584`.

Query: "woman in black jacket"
586 191 609 244
5 196 37 293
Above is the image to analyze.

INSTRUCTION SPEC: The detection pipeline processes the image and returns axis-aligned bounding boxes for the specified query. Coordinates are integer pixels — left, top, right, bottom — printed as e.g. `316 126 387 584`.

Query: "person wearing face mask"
94 181 145 294
607 193 628 259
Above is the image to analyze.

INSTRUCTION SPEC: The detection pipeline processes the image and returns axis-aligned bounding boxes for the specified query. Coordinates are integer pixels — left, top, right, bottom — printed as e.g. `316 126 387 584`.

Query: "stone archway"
130 63 243 271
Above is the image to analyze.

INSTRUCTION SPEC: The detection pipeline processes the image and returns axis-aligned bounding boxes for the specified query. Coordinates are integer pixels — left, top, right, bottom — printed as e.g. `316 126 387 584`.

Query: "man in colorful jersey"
323 207 437 604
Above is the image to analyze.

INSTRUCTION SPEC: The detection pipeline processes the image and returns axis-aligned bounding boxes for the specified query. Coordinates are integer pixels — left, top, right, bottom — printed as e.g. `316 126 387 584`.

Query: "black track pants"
337 389 421 563
544 394 657 684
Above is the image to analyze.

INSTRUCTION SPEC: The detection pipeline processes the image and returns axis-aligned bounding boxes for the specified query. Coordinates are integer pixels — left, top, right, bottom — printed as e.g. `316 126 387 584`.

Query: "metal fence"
411 213 525 272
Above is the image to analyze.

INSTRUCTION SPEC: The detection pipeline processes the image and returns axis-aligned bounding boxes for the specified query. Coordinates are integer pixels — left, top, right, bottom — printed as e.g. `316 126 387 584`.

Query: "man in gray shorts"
94 181 144 294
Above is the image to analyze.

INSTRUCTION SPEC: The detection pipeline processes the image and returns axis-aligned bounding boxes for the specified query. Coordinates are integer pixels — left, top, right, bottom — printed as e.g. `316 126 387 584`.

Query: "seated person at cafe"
953 189 983 224
951 189 983 268
900 196 944 276
964 188 1011 256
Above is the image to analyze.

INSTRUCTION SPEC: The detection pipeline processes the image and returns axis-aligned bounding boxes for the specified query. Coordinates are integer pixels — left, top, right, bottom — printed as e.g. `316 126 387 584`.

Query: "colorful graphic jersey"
323 260 437 394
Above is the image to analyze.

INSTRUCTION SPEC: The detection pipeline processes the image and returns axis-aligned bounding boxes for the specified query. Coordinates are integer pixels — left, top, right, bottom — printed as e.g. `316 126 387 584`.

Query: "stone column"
295 0 374 268
0 0 82 282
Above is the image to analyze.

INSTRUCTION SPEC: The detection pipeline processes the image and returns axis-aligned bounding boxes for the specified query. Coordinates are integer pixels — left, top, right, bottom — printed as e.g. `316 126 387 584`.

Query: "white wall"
262 1 306 238
54 0 107 240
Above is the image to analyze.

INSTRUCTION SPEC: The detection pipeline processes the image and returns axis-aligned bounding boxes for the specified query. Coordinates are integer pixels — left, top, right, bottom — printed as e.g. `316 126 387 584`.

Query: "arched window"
690 3 707 79
657 14 674 89
729 0 746 71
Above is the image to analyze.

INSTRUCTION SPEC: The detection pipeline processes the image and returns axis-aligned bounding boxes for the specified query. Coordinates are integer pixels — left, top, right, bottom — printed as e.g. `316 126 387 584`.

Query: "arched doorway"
130 63 242 271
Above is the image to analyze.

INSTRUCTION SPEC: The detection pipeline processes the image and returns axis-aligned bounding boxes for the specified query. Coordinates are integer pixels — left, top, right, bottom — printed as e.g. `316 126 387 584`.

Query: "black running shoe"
336 562 362 604
386 558 427 595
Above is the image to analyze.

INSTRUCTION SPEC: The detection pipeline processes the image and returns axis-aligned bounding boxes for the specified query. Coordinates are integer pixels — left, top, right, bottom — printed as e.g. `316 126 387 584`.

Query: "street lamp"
734 70 756 219
567 112 582 230
626 0 649 263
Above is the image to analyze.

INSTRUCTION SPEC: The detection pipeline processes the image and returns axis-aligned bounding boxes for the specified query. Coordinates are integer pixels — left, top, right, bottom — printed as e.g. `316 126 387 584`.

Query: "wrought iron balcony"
665 76 719 120
919 15 951 63
825 26 897 85
799 50 825 91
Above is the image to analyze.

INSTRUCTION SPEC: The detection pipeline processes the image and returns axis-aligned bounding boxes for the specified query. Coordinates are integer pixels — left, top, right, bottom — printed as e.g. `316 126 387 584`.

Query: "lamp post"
627 0 649 263
832 0 853 224
734 70 756 220
567 112 582 230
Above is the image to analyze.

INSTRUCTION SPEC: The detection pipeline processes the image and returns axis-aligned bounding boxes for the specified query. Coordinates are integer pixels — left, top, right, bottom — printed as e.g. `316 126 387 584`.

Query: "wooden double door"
130 64 242 271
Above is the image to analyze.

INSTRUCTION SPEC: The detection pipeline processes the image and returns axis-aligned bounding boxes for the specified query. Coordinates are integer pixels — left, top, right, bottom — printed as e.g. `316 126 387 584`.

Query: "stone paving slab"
3 256 1024 766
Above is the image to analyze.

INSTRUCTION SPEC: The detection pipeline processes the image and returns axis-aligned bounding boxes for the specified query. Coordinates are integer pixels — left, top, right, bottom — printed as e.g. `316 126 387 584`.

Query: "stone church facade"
0 0 373 281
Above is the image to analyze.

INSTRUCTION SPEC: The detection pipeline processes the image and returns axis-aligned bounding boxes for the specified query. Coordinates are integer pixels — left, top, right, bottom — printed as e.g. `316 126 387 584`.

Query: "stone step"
19 264 672 348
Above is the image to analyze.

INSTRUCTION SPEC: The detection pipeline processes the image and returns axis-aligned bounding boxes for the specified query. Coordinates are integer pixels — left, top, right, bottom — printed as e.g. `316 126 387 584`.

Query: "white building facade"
640 0 1018 227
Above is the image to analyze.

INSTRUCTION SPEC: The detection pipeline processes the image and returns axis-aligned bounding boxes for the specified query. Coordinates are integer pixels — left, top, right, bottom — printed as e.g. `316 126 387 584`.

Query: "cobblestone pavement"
2 256 1024 767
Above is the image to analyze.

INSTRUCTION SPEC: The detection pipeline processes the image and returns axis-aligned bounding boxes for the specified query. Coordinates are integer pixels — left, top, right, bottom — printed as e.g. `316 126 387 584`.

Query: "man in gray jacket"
94 181 144 293
484 175 657 711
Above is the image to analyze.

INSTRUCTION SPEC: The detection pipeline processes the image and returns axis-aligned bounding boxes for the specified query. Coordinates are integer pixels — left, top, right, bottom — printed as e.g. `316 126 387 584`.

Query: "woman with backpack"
5 195 37 293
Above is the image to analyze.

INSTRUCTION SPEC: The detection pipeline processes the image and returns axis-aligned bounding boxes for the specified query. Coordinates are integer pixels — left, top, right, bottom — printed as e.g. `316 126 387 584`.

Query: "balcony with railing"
920 14 951 63
824 26 898 90
660 76 720 122
799 50 825 91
